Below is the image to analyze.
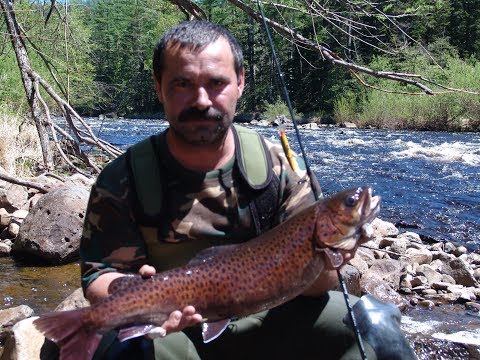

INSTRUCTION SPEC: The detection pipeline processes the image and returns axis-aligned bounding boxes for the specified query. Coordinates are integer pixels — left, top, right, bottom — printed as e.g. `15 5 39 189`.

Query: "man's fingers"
159 307 203 336
138 264 156 278
145 326 167 339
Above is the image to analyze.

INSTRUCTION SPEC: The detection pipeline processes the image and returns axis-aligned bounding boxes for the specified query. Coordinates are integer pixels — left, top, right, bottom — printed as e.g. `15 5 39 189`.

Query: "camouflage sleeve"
265 138 322 223
80 153 148 292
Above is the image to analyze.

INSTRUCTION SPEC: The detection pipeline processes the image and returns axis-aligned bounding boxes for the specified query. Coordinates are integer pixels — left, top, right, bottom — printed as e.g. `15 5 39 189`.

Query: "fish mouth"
361 187 381 225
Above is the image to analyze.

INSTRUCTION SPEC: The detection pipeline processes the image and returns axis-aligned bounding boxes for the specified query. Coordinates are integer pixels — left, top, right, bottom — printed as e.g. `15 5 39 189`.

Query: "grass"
0 110 42 177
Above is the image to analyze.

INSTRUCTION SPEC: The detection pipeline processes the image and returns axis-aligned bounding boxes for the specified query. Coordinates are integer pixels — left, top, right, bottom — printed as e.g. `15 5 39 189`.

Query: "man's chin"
177 128 227 146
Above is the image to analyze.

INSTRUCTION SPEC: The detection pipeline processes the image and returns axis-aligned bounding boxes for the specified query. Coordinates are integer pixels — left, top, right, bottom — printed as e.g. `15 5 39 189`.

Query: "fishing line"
254 2 367 359
254 0 320 201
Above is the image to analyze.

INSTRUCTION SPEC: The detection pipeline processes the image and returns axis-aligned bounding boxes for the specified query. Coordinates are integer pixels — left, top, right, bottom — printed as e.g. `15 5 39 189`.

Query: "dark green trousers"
96 291 377 360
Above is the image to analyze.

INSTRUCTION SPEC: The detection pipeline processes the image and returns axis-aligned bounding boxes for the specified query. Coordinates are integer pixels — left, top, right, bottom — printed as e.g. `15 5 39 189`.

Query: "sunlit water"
2 118 479 358
87 117 480 251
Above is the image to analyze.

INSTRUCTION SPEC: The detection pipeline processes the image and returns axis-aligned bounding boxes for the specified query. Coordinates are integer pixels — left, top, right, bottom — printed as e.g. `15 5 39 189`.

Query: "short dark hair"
152 20 243 81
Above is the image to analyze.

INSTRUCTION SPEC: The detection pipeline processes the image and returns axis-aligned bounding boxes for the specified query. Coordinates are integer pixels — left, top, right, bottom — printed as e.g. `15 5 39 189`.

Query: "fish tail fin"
33 309 102 360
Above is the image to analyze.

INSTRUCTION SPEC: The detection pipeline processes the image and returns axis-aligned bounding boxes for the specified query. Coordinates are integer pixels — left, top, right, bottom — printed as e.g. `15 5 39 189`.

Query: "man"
80 20 376 359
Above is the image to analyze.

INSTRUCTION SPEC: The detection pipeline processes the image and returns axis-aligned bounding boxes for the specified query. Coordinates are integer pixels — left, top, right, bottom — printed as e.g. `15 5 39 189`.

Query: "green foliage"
334 44 480 131
261 98 303 122
1 0 480 130
0 1 100 112
89 0 183 114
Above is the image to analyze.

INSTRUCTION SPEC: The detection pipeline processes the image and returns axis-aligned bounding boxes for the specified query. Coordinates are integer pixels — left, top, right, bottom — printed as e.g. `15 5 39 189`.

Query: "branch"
226 0 479 95
0 170 50 194
27 69 123 159
167 0 480 96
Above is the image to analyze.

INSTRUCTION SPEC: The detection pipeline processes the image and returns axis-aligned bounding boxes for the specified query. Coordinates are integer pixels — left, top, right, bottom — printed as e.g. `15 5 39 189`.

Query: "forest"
1 0 480 132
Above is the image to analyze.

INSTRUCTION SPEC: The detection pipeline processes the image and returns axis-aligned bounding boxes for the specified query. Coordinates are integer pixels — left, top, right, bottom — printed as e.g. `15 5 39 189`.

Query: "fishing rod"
254 2 368 359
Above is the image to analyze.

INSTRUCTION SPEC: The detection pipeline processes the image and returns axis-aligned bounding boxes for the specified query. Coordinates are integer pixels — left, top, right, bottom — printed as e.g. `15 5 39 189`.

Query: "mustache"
178 107 224 122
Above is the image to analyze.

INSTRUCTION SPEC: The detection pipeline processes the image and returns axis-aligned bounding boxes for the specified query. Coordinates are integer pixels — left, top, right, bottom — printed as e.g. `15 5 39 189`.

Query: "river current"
90 118 480 251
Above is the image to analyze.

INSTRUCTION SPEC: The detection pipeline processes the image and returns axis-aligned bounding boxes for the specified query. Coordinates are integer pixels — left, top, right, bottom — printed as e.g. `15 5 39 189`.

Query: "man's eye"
211 79 225 87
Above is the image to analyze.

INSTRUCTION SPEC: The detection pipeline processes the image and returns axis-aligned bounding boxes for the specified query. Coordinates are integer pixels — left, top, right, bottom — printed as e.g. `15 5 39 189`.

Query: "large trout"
34 186 380 360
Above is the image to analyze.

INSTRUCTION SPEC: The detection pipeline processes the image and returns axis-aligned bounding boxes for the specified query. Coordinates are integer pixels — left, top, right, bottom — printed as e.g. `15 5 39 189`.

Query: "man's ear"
237 69 245 97
153 76 164 103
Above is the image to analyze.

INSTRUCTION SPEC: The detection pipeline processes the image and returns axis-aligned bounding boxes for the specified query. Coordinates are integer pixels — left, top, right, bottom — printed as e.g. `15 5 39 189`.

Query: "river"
2 118 479 358
91 118 480 251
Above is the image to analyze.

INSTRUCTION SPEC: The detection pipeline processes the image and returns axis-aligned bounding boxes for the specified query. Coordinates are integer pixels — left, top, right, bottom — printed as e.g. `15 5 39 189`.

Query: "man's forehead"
165 37 231 57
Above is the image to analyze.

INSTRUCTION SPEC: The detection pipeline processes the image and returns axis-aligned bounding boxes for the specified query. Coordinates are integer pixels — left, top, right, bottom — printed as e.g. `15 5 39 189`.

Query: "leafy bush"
260 98 304 122
333 41 480 131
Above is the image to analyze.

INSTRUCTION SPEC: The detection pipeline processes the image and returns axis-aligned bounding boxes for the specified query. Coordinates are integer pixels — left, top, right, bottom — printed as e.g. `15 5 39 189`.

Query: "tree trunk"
0 0 54 170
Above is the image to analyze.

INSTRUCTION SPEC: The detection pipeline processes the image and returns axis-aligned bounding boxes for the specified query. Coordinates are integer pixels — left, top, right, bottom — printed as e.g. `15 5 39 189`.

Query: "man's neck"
166 128 235 172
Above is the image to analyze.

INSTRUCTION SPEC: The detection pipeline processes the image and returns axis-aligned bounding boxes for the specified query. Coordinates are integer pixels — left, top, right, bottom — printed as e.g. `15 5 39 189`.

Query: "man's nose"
192 87 212 110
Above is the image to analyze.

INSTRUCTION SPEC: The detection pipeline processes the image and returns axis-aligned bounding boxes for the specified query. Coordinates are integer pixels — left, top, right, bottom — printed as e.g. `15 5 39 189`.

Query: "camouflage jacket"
80 128 319 291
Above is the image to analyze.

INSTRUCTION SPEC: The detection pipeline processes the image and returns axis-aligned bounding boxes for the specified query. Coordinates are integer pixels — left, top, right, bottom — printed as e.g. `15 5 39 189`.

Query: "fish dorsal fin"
202 319 230 343
108 274 142 294
188 245 237 266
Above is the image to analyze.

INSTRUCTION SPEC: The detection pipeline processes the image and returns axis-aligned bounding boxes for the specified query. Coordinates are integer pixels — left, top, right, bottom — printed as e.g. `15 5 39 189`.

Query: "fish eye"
345 195 358 207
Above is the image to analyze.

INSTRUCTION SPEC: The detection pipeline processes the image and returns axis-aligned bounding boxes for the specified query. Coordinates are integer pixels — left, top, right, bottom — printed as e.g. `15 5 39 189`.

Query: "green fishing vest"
126 124 280 270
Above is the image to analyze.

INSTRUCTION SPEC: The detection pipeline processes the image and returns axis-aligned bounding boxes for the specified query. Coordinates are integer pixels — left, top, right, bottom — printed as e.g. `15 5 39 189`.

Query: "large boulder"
12 186 89 264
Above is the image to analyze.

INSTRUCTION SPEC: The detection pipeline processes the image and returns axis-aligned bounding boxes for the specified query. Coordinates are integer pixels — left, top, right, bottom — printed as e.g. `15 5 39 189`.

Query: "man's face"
155 37 244 146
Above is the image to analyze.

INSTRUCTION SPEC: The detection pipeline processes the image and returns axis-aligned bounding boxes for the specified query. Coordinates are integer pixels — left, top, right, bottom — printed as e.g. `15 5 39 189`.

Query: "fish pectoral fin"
202 319 230 343
118 324 160 342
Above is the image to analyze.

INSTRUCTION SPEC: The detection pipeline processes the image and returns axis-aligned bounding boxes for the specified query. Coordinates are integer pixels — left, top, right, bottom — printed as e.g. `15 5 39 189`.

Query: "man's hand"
138 265 203 338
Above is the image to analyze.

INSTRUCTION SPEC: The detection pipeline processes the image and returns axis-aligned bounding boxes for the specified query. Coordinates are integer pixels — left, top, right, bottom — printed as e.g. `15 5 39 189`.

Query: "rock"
416 264 443 284
364 259 404 289
54 288 90 312
411 275 428 287
444 242 457 254
12 186 89 264
0 305 34 328
301 122 319 130
473 268 480 281
422 289 437 296
0 241 10 256
0 317 45 360
360 273 408 309
348 254 369 274
431 251 456 263
7 222 20 238
63 174 94 189
11 209 29 223
0 184 28 212
417 300 435 310
400 273 413 289
447 258 477 287
405 247 433 265
0 288 89 360
397 231 422 244
423 292 461 304
454 246 468 257
337 264 362 297
340 122 357 128
371 218 399 239
0 208 10 228
355 247 376 267
28 193 43 209
378 237 396 248
389 239 408 259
